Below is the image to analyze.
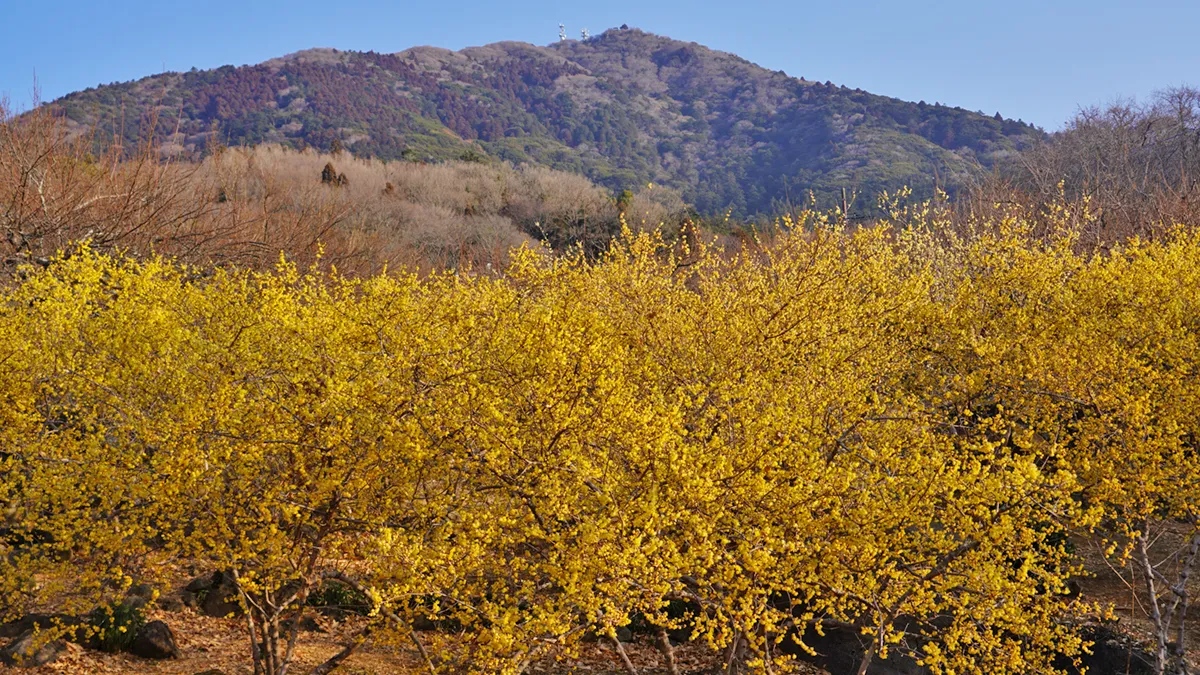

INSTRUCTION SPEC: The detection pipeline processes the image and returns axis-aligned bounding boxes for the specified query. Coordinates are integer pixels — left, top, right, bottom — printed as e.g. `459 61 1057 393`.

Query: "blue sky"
1 0 1196 130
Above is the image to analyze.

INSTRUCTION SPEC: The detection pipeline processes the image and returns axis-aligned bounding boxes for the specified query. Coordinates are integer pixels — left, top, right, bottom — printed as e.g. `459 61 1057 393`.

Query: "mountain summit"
53 28 1041 215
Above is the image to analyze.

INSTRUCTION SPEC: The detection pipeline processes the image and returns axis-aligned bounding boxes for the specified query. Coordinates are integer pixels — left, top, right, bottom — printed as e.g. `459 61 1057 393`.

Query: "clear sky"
1 0 1196 131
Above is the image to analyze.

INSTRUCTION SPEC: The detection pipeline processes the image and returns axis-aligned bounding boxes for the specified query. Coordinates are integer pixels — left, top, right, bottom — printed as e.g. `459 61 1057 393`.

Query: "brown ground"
0 609 767 675
1073 524 1200 671
4 527 1197 675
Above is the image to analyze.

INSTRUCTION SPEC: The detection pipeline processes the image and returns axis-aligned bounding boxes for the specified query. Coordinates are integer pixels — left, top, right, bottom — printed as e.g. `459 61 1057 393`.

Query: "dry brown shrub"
0 101 363 273
0 101 666 275
994 86 1200 246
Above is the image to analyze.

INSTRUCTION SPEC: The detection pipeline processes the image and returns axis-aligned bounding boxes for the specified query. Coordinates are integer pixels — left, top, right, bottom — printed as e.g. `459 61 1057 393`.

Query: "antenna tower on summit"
559 24 567 41
581 27 590 40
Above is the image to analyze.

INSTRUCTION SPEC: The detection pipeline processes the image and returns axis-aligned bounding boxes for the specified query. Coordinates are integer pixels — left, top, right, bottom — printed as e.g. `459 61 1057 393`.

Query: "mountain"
51 27 1043 216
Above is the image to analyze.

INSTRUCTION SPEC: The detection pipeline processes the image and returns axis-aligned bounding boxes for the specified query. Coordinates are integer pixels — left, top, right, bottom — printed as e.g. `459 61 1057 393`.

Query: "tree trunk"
1138 530 1170 675
1167 529 1199 675
656 626 680 675
612 636 638 675
856 641 878 675
724 632 745 675
409 630 437 675
310 627 371 675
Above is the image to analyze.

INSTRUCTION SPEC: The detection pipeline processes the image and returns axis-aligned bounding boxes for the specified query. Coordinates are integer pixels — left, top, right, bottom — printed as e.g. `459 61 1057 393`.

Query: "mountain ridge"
50 27 1044 215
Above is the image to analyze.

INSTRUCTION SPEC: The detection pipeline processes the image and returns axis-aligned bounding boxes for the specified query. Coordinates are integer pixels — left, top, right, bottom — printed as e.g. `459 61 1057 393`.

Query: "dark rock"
1059 625 1156 675
184 574 214 594
0 631 67 667
410 614 438 631
0 614 82 641
783 623 925 675
200 572 242 618
282 612 326 634
82 600 150 652
0 527 55 551
180 591 200 610
129 620 179 659
157 595 187 613
780 621 1159 675
128 582 156 601
615 626 633 642
180 574 210 609
182 571 243 618
667 625 693 644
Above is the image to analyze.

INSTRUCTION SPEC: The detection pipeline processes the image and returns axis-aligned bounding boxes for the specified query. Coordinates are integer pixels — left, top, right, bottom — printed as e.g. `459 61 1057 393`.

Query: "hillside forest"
51 29 1043 217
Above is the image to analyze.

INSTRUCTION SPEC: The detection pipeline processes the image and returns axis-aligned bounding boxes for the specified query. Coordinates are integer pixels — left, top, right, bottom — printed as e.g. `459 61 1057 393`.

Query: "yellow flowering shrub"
0 215 1196 674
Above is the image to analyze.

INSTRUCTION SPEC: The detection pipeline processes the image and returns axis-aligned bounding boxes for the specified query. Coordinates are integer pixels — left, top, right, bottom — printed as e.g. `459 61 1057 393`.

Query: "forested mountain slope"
52 27 1042 215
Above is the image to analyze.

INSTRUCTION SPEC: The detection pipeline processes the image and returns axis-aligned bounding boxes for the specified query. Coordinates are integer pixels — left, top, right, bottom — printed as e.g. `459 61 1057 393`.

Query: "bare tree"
1013 86 1200 242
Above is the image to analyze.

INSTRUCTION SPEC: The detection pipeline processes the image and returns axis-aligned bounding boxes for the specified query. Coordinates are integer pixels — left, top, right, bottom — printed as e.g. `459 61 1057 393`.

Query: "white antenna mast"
580 27 590 40
558 23 567 41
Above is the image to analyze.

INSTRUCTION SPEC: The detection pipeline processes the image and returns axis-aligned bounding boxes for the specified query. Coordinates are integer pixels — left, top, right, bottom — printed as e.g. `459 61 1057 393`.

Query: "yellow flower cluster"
0 215 1196 674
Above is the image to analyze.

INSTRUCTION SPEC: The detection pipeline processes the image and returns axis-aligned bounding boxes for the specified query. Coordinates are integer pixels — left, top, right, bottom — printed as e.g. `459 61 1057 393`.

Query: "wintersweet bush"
0 216 1196 674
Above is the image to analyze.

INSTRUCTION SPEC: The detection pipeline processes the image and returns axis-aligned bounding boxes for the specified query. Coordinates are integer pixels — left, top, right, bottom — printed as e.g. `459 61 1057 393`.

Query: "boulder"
282 612 326 634
0 614 78 640
666 624 693 644
181 576 207 610
182 571 243 618
129 620 179 659
157 594 187 613
0 631 67 667
201 572 242 618
129 582 155 599
184 574 213 594
127 582 156 602
1066 625 1157 675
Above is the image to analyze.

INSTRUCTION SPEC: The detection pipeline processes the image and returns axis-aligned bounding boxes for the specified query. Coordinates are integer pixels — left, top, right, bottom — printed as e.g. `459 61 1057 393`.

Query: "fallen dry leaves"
1 606 833 675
